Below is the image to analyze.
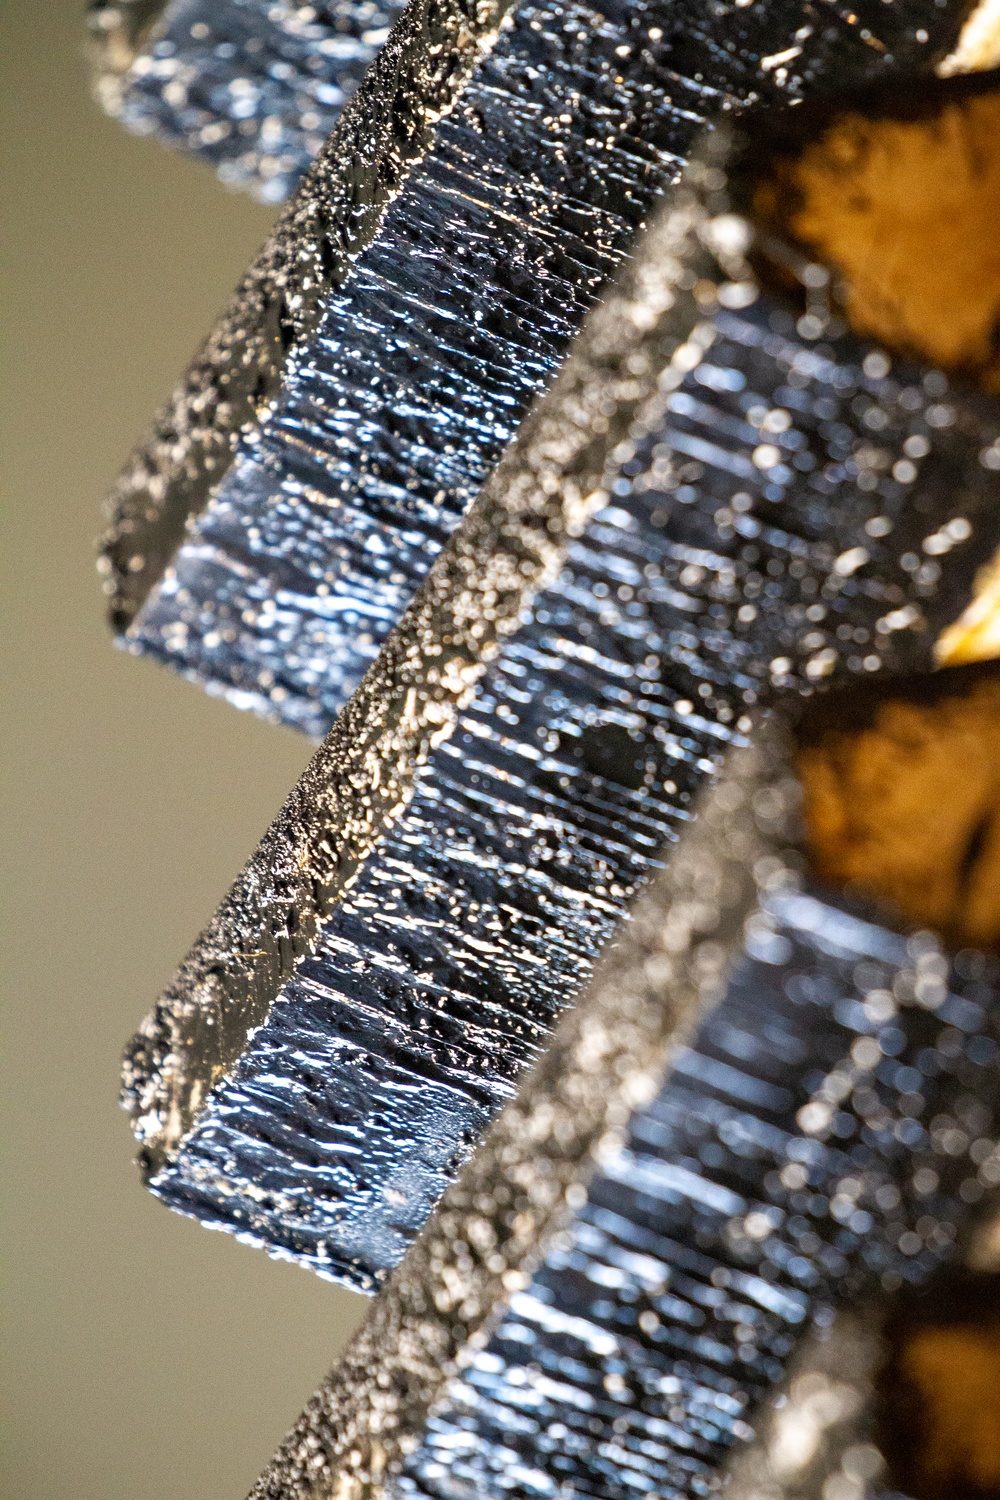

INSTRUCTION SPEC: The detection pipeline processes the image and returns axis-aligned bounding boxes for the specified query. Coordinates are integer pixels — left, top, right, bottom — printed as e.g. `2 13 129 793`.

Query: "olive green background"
3 4 367 1495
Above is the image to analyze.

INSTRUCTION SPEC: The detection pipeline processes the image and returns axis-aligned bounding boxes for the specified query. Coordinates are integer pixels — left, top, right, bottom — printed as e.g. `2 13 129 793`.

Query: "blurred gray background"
2 4 367 1495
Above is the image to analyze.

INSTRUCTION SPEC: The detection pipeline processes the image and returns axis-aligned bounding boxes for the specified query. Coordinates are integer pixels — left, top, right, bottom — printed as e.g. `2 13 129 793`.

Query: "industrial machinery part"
88 0 408 201
98 0 978 736
121 76 1000 1291
247 668 1000 1499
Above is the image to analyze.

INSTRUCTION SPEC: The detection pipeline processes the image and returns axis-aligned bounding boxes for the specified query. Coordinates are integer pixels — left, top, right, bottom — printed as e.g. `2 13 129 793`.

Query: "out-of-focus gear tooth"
722 1307 888 1500
88 0 409 202
246 668 1000 1500
98 0 977 734
121 74 1000 1292
87 0 164 74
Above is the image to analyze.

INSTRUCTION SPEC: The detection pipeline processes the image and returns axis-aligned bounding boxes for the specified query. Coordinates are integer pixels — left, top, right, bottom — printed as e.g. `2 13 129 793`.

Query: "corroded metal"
98 0 976 733
245 701 1000 1499
89 0 408 202
121 101 1000 1292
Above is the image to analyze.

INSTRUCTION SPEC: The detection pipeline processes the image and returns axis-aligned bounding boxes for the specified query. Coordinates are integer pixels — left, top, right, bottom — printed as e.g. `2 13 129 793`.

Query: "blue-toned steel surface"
393 903 999 1499
247 722 999 1499
144 291 999 1286
96 0 408 201
123 0 961 734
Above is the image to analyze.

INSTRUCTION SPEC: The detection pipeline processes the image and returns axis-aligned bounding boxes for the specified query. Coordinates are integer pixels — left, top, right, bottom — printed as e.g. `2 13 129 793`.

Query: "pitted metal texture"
244 717 1000 1500
100 0 973 727
121 143 1000 1290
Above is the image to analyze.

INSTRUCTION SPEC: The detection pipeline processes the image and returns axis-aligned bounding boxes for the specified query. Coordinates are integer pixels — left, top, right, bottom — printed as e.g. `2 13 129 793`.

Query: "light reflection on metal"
721 1309 887 1500
97 0 977 732
246 708 1000 1500
120 94 1000 1293
89 0 408 201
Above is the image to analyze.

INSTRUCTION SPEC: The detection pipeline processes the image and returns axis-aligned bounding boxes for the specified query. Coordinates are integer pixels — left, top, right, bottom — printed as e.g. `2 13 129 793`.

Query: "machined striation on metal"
121 120 1000 1292
98 0 975 734
246 705 1000 1499
89 0 408 202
